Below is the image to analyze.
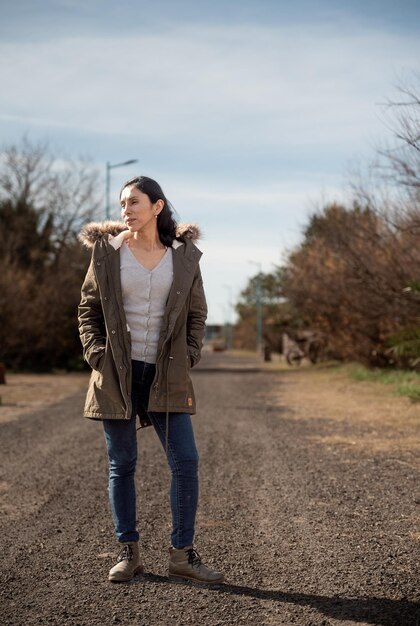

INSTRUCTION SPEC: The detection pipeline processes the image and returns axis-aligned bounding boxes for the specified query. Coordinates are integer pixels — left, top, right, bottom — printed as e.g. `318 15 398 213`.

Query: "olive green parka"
78 221 207 428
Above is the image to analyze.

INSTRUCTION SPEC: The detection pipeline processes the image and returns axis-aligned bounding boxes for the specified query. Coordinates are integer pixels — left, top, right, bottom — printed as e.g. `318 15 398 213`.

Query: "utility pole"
105 159 138 220
223 285 234 350
255 273 263 357
248 261 263 358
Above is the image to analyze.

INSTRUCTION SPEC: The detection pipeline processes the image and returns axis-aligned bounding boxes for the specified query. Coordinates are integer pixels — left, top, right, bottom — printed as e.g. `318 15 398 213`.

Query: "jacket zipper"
102 248 132 418
164 337 174 454
153 318 175 400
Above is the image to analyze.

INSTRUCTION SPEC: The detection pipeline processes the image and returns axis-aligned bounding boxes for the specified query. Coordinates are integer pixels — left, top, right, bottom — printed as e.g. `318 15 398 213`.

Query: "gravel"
0 352 418 626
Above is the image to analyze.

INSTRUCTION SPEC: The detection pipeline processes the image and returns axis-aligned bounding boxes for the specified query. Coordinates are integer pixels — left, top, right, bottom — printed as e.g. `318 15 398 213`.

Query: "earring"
155 214 158 218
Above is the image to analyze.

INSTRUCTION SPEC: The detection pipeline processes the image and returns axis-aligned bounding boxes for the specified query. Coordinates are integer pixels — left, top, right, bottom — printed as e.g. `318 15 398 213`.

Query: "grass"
224 351 420 402
349 366 420 384
394 384 420 401
295 360 420 401
348 364 420 401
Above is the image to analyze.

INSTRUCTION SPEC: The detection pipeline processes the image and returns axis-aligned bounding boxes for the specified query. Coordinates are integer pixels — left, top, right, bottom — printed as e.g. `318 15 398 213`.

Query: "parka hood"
78 221 202 249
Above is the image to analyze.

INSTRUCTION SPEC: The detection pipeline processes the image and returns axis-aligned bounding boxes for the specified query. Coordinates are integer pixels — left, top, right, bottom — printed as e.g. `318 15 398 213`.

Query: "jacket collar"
108 229 184 251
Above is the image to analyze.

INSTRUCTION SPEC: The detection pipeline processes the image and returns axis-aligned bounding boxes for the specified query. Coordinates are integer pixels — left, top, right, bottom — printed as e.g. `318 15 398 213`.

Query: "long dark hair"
120 176 178 247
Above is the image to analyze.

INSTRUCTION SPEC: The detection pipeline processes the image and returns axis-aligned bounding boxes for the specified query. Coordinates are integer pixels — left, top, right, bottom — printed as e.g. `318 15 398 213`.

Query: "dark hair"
120 176 178 247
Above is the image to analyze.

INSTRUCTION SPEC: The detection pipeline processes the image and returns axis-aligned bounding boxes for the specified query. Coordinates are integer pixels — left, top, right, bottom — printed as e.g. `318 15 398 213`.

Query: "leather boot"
108 541 144 583
168 546 224 584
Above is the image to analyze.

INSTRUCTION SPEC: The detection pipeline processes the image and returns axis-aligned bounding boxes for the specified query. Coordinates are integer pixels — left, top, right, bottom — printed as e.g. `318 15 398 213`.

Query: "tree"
282 80 420 366
234 267 307 352
0 138 102 370
282 202 408 363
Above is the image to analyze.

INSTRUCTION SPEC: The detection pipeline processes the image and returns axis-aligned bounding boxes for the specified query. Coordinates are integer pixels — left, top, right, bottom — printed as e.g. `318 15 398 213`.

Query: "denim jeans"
102 360 199 549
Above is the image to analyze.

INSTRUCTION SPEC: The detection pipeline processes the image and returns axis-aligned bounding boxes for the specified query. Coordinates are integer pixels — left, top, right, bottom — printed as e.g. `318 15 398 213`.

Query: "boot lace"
117 544 133 563
186 547 202 568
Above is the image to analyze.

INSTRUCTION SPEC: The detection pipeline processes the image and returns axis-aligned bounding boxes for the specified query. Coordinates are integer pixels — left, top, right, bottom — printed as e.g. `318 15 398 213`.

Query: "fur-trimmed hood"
78 221 201 249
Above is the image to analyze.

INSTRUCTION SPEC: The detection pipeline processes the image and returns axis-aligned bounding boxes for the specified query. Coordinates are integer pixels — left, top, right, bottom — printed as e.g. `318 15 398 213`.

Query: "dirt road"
0 353 419 626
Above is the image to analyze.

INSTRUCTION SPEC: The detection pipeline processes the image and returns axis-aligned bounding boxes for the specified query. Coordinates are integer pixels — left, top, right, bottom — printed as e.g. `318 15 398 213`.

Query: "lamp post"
223 284 234 350
105 159 138 220
248 261 263 357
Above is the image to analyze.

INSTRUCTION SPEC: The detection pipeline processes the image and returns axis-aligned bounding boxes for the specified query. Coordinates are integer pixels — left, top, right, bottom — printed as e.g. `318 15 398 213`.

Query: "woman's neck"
131 225 164 251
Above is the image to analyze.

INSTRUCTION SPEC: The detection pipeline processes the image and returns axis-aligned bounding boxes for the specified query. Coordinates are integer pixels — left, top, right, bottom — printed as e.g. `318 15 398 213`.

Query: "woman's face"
120 185 163 232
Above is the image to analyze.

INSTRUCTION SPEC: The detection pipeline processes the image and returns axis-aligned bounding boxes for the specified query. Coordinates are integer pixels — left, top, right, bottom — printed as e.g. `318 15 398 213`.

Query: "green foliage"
404 281 420 293
349 365 420 385
388 328 420 366
0 139 101 371
236 268 284 312
234 267 309 351
394 384 420 401
348 364 420 400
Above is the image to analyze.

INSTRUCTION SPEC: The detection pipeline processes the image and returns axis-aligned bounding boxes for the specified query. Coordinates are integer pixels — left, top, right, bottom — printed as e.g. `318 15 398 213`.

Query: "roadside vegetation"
0 139 101 370
262 357 420 402
348 365 420 401
235 79 420 372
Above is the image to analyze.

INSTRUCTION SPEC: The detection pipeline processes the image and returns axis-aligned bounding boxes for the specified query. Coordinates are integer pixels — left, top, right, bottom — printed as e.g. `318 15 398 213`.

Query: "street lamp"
105 159 138 220
223 284 234 350
248 261 263 357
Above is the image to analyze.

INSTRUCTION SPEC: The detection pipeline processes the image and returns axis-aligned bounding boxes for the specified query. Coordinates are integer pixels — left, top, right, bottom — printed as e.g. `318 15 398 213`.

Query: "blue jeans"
102 360 199 549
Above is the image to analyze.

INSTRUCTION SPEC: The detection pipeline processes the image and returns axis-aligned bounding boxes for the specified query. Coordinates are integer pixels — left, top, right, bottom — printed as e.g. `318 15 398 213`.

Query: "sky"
1 0 419 324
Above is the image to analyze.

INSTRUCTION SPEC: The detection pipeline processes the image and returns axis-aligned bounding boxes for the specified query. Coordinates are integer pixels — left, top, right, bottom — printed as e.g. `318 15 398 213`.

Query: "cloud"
1 18 418 323
164 177 346 324
1 23 418 154
166 177 346 234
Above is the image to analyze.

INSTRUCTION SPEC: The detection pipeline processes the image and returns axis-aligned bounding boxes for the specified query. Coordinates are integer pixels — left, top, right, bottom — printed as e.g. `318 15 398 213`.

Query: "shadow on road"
138 573 419 626
193 367 265 374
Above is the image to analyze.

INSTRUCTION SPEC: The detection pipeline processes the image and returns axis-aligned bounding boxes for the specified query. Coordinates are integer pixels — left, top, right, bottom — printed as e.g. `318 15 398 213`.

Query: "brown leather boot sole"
108 565 144 583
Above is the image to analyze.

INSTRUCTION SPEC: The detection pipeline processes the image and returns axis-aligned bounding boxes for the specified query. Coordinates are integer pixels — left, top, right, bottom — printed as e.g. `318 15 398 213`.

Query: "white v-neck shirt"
120 243 173 363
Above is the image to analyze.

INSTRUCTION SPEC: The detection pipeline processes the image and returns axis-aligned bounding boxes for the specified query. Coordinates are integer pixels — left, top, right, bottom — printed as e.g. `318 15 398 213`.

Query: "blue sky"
1 0 419 324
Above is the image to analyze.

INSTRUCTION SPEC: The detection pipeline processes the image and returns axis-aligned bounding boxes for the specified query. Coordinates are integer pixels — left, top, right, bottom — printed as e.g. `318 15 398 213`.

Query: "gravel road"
0 352 419 626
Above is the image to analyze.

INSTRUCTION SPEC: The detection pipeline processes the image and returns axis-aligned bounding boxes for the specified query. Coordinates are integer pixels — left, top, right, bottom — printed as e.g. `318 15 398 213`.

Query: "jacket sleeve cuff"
187 346 201 368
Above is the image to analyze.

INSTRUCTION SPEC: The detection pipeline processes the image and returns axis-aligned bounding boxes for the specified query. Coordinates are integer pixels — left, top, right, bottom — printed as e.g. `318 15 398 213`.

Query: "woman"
78 176 223 584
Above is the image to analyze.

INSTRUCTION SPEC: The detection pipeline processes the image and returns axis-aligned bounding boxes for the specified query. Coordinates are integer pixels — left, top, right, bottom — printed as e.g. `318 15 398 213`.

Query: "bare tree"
380 80 420 200
0 138 102 264
281 78 420 366
0 138 102 369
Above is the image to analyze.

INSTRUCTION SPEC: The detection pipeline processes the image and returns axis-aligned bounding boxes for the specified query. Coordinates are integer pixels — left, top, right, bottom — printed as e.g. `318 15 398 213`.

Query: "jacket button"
111 330 116 334
176 291 181 295
96 261 101 266
119 365 123 370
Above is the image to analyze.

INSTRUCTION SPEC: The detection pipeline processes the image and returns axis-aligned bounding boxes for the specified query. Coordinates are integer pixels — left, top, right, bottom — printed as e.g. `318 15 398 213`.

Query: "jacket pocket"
87 345 106 372
84 369 126 418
